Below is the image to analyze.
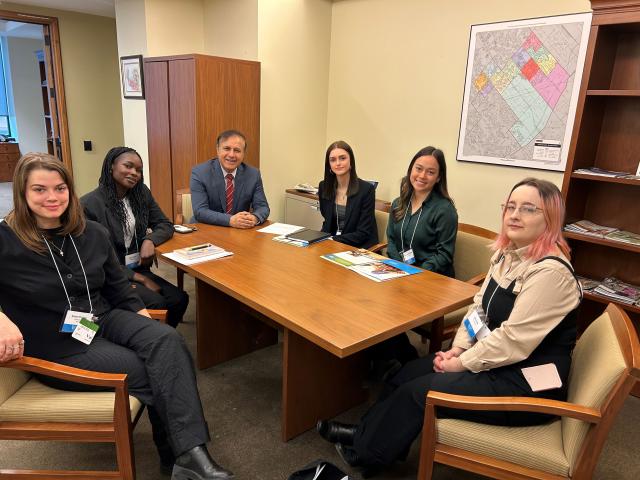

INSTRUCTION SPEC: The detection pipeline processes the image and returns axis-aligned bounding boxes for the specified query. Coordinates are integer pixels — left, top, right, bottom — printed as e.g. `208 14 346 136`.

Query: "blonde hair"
6 153 85 253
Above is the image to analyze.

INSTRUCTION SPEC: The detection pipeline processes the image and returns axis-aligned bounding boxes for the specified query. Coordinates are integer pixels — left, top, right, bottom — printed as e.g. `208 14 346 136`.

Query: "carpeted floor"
1 262 639 479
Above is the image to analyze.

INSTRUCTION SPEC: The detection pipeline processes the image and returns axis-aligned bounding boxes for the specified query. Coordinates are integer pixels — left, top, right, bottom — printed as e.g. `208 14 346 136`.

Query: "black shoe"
316 420 357 445
335 443 361 467
171 445 234 480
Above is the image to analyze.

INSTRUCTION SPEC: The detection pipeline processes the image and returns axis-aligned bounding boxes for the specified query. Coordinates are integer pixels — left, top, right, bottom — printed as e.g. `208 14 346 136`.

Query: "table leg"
195 279 278 370
282 329 368 441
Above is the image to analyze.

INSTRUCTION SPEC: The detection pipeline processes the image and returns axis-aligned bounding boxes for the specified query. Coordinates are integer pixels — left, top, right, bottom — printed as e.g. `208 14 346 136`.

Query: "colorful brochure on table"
321 249 423 282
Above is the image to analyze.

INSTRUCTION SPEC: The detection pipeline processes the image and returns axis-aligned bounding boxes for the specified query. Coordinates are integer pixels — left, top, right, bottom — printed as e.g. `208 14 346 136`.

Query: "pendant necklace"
47 235 66 257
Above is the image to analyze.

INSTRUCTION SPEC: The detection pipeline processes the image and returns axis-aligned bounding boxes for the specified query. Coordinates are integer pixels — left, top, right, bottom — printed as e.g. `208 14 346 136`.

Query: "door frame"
0 10 72 173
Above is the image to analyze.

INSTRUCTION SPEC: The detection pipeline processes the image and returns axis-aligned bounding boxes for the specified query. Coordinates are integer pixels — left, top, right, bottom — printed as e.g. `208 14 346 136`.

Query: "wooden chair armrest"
3 356 127 389
426 390 601 423
368 242 388 254
467 273 486 286
147 309 168 323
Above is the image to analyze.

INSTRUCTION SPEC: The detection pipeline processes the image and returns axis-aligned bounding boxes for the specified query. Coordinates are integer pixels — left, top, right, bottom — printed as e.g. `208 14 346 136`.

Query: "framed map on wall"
456 13 591 171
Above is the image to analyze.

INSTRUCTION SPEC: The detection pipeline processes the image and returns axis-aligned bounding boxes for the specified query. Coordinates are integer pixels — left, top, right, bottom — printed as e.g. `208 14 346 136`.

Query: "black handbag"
287 459 352 480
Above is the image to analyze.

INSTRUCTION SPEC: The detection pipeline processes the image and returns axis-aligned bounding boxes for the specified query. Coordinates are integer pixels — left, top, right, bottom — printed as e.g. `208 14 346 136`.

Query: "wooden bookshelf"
561 1 640 330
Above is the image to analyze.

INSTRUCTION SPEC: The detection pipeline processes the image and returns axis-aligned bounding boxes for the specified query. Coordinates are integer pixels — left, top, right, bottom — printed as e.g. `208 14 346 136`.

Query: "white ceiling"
1 0 115 18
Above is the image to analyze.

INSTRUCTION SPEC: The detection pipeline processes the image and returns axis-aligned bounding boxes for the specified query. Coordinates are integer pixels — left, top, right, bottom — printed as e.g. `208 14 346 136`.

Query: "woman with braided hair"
81 147 188 328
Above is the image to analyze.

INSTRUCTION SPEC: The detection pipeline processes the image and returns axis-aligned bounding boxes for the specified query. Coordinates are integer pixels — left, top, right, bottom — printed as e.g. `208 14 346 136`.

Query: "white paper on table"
163 250 233 265
257 222 305 235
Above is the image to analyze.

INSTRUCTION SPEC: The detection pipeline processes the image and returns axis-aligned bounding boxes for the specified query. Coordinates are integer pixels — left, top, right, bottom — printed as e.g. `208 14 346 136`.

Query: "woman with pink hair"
318 178 582 477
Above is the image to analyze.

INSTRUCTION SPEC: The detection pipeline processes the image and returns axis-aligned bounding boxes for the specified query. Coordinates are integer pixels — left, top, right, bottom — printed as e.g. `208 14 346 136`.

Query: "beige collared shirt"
452 246 581 373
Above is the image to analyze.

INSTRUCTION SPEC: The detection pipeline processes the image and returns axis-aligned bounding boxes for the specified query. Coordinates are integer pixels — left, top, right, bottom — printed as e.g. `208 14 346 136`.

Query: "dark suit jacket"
81 184 174 280
190 158 270 226
318 178 378 249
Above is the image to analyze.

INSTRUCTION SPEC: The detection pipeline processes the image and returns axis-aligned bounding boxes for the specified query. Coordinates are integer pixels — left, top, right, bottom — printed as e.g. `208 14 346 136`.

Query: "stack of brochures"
321 249 423 282
564 220 618 238
592 277 640 306
163 243 233 265
573 167 640 180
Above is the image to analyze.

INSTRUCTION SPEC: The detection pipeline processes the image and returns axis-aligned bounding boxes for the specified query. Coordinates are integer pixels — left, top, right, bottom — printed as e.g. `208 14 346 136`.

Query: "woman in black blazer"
318 141 378 249
81 147 188 328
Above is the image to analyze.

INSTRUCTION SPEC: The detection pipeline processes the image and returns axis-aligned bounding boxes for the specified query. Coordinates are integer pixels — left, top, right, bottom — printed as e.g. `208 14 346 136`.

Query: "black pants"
133 268 189 328
37 309 210 458
352 354 554 468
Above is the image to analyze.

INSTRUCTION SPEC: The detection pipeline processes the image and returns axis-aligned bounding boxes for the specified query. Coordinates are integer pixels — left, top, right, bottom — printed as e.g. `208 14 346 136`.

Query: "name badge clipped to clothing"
402 248 415 265
463 309 490 340
125 252 141 269
60 309 96 333
336 229 342 236
71 317 99 345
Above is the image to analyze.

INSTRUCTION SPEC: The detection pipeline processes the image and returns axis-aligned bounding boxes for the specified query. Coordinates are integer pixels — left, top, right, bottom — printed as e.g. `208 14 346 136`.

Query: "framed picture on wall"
120 55 145 99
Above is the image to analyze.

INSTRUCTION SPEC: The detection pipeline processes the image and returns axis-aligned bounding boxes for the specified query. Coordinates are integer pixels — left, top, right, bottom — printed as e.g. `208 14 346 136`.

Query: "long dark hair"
6 152 85 254
320 140 360 199
392 146 454 221
99 146 148 235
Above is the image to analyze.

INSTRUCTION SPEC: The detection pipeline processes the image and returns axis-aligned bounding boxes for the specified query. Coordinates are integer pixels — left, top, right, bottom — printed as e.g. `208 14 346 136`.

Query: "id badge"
71 317 99 345
402 248 415 265
463 309 490 340
125 252 141 269
336 229 342 236
60 309 96 333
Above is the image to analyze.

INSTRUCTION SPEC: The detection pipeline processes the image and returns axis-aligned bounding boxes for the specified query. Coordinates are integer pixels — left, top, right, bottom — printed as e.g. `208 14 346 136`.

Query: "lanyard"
43 234 94 314
399 197 423 253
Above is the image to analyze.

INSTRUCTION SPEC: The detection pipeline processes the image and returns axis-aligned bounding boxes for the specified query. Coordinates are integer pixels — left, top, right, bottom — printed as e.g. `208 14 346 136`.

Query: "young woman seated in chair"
0 153 233 479
318 178 582 477
318 140 378 249
82 146 188 328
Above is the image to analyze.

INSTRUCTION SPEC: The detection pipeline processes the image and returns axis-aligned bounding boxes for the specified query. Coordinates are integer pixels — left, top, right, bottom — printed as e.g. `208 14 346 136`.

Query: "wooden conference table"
156 223 478 440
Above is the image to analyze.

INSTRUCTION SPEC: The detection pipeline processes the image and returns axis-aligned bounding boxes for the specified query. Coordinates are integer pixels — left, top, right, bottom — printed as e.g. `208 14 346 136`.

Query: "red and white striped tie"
225 174 234 214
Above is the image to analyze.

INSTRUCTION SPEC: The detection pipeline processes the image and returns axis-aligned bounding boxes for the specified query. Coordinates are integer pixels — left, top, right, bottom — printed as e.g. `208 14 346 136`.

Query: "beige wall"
204 0 258 60
257 0 333 221
145 0 205 56
115 0 150 182
0 3 124 195
6 36 47 154
327 0 591 231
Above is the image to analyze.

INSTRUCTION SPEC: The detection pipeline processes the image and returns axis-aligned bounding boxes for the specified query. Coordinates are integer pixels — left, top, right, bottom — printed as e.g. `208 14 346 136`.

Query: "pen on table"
188 244 211 251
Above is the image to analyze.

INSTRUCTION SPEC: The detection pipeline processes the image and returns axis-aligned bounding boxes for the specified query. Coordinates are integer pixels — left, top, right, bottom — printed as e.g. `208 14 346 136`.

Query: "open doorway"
0 10 71 217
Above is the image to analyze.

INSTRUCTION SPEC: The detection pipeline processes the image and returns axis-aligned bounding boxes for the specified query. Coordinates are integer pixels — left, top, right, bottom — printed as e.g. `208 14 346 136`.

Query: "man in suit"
190 130 270 228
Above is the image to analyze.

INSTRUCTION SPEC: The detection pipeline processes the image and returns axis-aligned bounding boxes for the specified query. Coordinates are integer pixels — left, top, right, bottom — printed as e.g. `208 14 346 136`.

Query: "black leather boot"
171 445 234 480
316 420 357 445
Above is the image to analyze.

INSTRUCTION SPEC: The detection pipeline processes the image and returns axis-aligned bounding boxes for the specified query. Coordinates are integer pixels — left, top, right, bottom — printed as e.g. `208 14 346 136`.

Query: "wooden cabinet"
144 54 260 220
0 143 20 182
562 0 640 326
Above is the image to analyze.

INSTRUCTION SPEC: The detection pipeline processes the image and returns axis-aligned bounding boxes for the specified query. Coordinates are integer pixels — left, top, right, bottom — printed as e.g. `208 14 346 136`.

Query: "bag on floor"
287 459 351 480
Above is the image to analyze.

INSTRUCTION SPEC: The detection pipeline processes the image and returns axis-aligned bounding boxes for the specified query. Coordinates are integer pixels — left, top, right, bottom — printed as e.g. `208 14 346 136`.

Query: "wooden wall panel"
168 59 197 212
144 60 173 219
196 56 261 169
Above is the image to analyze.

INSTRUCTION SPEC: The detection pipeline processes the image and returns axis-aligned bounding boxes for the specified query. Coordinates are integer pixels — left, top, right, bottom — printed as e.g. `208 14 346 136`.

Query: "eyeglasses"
501 204 543 217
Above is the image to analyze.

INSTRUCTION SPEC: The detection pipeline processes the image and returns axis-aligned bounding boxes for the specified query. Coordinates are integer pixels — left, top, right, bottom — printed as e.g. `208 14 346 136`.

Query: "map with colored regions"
457 13 591 171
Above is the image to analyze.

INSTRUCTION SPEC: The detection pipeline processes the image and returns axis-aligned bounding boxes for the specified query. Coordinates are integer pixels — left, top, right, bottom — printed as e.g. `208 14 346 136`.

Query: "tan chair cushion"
0 377 143 423
437 417 569 476
453 230 493 282
374 210 388 245
562 311 625 474
181 193 193 223
0 367 30 405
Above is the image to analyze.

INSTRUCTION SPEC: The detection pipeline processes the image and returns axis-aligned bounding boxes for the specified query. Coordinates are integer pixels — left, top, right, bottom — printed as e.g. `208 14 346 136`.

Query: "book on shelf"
573 167 640 180
576 275 600 291
605 230 640 246
592 277 640 306
163 243 233 265
322 249 423 282
564 220 618 238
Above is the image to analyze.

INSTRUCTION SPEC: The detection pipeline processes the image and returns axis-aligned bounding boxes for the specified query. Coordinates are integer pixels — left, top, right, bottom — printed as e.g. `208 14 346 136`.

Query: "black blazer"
81 184 174 280
318 178 378 249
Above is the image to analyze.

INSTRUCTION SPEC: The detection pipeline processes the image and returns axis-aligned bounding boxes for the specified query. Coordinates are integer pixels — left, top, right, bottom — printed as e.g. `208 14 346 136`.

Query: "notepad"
521 363 562 392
